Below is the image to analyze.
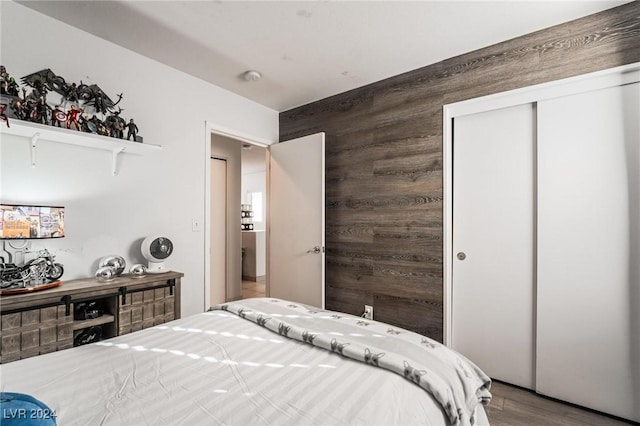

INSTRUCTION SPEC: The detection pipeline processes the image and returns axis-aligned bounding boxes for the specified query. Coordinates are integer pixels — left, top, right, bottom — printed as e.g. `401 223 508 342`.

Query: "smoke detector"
243 70 262 82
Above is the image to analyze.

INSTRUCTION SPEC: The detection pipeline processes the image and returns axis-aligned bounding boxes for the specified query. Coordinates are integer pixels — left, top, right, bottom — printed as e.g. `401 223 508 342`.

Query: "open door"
268 133 325 308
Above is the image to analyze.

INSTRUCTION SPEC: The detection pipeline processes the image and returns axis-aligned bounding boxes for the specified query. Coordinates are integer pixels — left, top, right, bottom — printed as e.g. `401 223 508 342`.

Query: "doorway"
206 126 270 309
204 123 326 311
240 142 267 299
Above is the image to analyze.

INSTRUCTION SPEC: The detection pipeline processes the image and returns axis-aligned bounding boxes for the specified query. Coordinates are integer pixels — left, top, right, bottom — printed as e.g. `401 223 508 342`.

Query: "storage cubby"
72 296 117 346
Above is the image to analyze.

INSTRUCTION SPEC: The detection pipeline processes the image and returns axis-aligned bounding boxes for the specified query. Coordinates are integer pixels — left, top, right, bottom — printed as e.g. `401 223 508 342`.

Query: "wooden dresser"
0 271 182 363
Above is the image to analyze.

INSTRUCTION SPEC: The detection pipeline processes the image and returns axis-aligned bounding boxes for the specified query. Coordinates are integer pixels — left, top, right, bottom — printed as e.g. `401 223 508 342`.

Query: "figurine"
88 114 103 133
51 105 66 127
83 85 122 115
27 70 82 104
97 121 110 137
66 104 83 130
8 67 142 139
21 69 63 98
1 67 22 98
35 97 51 125
6 77 20 97
93 115 111 136
90 113 110 136
78 113 91 132
0 65 8 94
0 103 9 128
105 108 125 138
24 79 48 101
10 98 26 120
94 89 107 114
25 98 38 122
64 82 80 103
125 118 139 141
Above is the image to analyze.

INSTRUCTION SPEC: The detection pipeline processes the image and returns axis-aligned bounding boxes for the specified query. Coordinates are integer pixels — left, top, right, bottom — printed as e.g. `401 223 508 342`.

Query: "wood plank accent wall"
279 2 640 341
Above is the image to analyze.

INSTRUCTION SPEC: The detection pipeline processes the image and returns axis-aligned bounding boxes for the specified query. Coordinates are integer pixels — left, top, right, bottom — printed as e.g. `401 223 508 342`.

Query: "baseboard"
242 275 266 282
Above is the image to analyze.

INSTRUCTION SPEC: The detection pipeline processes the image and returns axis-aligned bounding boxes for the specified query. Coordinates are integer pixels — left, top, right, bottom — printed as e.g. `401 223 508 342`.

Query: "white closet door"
537 82 640 422
452 104 536 389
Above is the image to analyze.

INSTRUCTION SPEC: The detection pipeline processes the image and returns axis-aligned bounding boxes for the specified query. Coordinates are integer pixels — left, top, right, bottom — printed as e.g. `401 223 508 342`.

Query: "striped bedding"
0 298 490 425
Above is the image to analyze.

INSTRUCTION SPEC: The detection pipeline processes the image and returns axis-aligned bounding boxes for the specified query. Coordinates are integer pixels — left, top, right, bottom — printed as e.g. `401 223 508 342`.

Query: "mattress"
0 298 491 425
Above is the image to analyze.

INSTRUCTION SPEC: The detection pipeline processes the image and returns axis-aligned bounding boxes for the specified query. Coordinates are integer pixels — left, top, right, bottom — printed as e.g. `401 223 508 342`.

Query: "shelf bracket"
111 147 126 176
31 132 40 168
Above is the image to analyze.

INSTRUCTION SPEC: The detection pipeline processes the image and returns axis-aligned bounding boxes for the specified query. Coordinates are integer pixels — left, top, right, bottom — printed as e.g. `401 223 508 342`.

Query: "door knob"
457 252 466 260
307 246 323 254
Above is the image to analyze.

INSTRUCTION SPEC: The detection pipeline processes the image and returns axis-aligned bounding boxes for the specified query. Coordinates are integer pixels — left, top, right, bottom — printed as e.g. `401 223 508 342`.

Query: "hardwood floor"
241 280 265 299
486 381 635 426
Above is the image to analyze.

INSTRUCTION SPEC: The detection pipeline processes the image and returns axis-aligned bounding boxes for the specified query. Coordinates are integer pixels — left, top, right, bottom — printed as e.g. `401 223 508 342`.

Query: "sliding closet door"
452 104 536 389
537 82 640 421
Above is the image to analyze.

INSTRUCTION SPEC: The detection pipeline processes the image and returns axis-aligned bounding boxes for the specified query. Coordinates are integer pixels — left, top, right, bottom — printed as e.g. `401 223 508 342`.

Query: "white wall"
0 1 278 316
242 231 266 279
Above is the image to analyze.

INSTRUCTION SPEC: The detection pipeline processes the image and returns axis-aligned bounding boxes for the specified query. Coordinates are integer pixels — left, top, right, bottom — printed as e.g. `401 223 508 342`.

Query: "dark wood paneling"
373 294 443 338
280 3 640 341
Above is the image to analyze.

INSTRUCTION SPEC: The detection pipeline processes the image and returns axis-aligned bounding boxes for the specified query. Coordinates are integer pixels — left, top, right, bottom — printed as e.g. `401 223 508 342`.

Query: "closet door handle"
457 252 466 260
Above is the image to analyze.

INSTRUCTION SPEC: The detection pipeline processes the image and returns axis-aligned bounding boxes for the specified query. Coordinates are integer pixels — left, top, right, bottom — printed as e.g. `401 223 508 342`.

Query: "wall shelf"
0 119 162 175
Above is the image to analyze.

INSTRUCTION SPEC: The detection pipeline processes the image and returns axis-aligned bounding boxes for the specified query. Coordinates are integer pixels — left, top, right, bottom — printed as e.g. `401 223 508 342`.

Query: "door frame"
442 63 639 346
204 121 273 311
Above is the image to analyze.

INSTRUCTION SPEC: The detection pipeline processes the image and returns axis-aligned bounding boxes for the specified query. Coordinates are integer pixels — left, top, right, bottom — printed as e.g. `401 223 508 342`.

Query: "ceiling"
18 1 629 112
242 143 267 174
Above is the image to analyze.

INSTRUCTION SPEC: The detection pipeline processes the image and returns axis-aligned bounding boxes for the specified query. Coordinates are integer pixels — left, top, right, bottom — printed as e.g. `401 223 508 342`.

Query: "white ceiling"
18 0 629 112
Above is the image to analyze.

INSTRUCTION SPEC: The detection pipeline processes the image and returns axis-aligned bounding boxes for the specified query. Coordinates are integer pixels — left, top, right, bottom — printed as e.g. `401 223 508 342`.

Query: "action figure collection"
0 65 141 142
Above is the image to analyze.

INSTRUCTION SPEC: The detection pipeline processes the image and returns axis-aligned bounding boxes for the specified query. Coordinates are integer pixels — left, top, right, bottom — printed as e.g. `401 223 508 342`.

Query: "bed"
0 298 491 425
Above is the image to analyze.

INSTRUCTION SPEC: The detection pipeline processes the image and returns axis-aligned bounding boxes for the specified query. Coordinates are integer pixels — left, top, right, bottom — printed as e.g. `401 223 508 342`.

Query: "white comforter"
0 298 491 425
217 299 491 425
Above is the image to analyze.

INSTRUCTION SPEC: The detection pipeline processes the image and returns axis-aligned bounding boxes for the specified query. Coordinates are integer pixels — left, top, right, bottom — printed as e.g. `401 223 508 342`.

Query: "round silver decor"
95 266 117 281
129 263 147 277
99 255 126 276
